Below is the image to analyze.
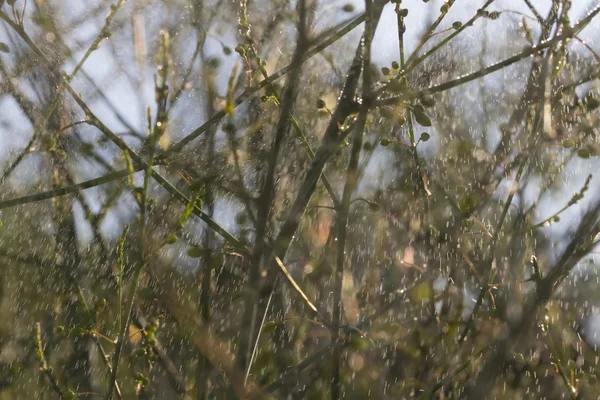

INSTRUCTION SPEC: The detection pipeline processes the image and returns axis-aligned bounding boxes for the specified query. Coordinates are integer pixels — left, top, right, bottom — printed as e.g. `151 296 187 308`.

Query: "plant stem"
332 1 373 397
107 30 170 399
458 124 530 344
197 41 219 399
404 0 456 68
158 10 370 161
0 0 127 184
377 4 600 108
406 0 495 76
421 341 493 399
237 0 308 375
35 322 66 399
75 287 124 400
397 1 435 318
0 167 140 210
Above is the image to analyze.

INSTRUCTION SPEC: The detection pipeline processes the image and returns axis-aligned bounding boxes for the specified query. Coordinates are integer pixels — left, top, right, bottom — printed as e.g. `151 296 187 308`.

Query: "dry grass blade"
273 255 318 313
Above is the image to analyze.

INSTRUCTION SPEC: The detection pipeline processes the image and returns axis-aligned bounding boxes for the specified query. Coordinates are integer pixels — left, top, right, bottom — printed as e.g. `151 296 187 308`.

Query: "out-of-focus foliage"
0 0 600 398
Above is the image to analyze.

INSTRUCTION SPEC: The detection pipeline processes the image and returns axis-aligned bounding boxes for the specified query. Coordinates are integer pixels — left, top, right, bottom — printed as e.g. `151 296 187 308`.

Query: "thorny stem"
252 60 340 208
246 1 389 393
243 15 388 385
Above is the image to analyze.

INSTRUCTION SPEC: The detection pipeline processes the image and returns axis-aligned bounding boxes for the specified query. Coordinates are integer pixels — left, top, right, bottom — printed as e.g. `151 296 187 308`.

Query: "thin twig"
332 1 373 397
158 10 370 161
239 0 309 377
376 4 600 108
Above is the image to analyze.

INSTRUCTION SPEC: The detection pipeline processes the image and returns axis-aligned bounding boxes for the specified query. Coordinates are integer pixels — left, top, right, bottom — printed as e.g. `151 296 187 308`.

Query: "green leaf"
420 132 431 142
51 148 68 159
577 148 591 159
262 321 278 334
412 104 425 113
42 136 57 151
561 139 575 148
419 95 435 107
187 247 205 258
458 192 480 213
395 115 407 126
409 283 433 303
222 122 235 133
585 94 600 111
0 42 9 53
349 336 372 351
94 298 107 311
413 111 432 127
379 138 392 147
165 233 178 244
234 44 246 57
64 390 77 400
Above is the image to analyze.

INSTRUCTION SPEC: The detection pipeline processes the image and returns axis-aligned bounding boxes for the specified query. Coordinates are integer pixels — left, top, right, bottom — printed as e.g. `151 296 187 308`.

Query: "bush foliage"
0 0 600 398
